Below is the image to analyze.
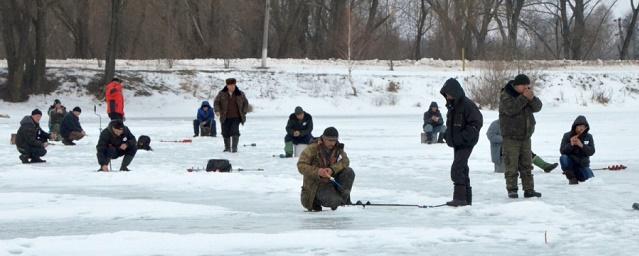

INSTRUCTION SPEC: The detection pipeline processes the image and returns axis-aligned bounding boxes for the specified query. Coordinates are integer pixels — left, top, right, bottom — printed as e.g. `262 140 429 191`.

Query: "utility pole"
260 0 270 69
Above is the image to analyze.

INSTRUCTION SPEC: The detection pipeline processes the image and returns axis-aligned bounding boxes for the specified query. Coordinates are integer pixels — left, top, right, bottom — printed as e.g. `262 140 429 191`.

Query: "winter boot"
223 137 231 152
19 154 30 164
62 138 75 146
437 132 445 143
425 133 433 144
532 155 558 173
30 157 46 163
564 169 578 185
446 185 468 207
466 186 472 205
284 141 294 158
119 155 134 171
524 190 542 198
231 136 239 153
508 191 518 199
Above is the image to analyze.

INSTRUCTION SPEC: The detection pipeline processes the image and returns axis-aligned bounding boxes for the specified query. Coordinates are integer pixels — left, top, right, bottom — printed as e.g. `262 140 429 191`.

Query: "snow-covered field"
1 59 639 255
1 111 638 255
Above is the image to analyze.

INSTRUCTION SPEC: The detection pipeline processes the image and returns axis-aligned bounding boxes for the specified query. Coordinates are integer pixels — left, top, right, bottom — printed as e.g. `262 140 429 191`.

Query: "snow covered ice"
1 59 639 255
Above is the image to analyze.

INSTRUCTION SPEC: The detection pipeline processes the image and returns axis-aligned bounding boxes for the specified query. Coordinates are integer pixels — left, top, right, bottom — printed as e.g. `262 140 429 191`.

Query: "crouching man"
96 120 137 172
297 127 354 211
16 109 50 163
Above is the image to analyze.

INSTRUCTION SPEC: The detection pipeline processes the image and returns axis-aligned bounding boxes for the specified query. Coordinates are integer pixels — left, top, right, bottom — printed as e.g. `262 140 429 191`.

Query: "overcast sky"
608 0 635 18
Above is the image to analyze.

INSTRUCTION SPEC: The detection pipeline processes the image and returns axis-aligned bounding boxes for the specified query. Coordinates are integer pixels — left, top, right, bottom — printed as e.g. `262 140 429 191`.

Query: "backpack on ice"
137 135 152 151
206 159 232 172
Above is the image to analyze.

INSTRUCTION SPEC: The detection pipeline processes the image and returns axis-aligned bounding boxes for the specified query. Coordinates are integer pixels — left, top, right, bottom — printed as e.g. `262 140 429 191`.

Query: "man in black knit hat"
16 109 51 163
60 106 86 145
297 127 355 211
499 74 543 198
96 119 137 172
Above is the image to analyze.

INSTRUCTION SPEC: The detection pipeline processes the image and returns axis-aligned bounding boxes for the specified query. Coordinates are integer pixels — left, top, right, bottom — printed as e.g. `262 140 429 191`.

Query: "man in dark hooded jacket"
440 78 483 207
559 115 595 184
283 106 314 158
193 101 216 137
96 120 137 172
16 109 50 163
423 101 446 144
499 74 543 199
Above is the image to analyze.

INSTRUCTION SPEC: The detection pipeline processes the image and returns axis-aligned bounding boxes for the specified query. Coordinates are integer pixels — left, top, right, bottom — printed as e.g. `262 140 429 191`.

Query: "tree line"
1 0 639 102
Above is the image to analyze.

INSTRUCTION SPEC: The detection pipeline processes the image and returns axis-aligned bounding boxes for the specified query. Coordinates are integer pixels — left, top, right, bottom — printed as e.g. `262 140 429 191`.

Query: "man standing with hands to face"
499 74 543 199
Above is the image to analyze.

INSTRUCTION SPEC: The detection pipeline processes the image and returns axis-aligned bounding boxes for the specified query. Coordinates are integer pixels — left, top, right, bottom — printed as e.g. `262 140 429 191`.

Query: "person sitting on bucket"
422 101 446 144
193 101 216 137
283 106 313 158
297 127 355 211
487 119 558 173
16 109 50 164
559 115 595 185
96 120 137 172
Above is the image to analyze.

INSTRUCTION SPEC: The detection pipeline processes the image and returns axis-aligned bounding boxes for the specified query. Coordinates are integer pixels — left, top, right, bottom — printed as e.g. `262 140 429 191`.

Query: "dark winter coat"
60 112 83 138
486 119 503 164
47 105 67 125
498 81 542 140
423 101 444 127
214 86 249 124
560 115 595 167
16 116 50 150
96 122 137 153
440 79 483 149
197 101 215 123
286 112 314 144
297 139 350 210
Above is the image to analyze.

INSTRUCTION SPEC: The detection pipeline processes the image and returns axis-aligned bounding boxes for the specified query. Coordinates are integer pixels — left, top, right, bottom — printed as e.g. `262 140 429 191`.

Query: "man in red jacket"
105 78 125 121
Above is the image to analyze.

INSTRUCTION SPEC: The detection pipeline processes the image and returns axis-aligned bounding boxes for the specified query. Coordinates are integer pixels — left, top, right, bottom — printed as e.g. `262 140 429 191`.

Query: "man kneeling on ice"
96 120 137 172
297 127 354 211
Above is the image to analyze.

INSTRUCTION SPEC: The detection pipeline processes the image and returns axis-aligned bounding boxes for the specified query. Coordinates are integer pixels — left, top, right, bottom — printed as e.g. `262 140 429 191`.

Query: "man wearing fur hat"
297 127 355 211
16 109 50 163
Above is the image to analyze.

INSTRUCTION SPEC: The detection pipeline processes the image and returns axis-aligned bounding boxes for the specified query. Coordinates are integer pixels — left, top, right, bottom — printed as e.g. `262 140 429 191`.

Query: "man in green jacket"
499 74 543 199
297 127 354 211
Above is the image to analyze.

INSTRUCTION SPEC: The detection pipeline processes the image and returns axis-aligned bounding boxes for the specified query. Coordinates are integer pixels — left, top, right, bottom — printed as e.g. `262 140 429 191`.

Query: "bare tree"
52 0 92 58
620 0 639 59
104 0 126 84
1 0 34 101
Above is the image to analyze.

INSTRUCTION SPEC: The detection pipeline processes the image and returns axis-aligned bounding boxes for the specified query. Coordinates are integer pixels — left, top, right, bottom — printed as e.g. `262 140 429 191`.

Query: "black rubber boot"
564 170 578 185
231 136 239 153
19 154 30 164
524 190 542 198
120 155 134 171
223 137 231 152
437 132 445 143
425 133 433 144
508 191 518 199
446 185 468 207
466 186 472 205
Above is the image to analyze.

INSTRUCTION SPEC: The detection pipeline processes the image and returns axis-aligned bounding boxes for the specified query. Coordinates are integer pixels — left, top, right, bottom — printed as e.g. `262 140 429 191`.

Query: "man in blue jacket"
559 115 595 184
193 101 216 137
60 107 86 145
